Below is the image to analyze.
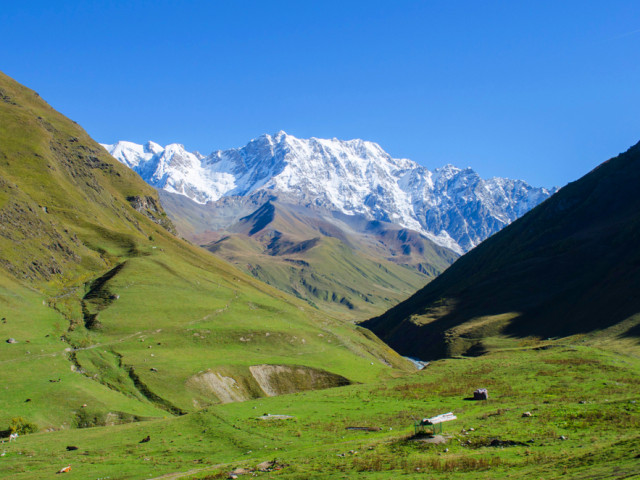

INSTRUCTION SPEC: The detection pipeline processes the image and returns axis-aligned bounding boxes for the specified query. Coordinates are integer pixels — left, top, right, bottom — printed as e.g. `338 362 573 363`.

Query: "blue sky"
3 1 640 187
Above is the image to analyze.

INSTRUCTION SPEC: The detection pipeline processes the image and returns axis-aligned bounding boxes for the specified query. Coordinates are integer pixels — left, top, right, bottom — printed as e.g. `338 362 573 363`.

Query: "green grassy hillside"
362 142 640 360
208 233 434 320
0 71 412 434
0 72 174 290
204 200 457 320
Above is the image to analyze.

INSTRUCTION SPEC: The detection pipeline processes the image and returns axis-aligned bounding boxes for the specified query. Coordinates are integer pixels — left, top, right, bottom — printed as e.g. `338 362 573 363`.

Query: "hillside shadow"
363 142 640 360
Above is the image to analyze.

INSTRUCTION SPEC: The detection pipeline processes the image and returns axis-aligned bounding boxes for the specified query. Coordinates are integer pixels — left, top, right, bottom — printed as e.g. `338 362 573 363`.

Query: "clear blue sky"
3 1 640 187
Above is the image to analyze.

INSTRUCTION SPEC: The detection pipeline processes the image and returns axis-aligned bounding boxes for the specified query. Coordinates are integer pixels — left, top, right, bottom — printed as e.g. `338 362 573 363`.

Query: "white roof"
425 412 457 424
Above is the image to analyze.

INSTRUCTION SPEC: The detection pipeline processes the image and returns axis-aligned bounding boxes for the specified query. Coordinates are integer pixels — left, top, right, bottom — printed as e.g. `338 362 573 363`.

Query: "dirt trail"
0 330 144 365
185 294 236 327
1 294 234 367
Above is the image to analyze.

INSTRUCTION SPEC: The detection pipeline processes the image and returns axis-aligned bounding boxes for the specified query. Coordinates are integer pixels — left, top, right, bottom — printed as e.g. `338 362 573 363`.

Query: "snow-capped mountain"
102 131 556 254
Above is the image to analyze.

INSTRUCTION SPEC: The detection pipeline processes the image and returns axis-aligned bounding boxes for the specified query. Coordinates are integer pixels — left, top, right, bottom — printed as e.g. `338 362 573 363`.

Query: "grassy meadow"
0 239 410 426
1 335 638 479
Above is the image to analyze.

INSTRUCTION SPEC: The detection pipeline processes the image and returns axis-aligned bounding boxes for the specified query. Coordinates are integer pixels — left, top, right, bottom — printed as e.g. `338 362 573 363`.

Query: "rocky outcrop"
126 195 177 234
187 364 352 404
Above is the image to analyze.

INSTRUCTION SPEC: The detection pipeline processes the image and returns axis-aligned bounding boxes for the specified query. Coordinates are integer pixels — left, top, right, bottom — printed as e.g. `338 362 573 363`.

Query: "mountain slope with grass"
0 71 412 434
362 141 640 360
158 191 458 320
203 199 457 320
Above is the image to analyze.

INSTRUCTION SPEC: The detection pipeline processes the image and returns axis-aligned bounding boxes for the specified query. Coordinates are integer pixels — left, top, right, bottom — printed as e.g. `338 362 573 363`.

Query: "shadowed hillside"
362 142 640 360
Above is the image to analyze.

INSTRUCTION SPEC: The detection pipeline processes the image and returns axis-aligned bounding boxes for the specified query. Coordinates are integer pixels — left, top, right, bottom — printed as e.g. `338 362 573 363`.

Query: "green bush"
9 417 38 435
74 409 107 428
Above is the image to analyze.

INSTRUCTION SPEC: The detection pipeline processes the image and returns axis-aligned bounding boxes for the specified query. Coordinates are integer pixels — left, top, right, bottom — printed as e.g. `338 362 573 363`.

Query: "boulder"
473 388 488 400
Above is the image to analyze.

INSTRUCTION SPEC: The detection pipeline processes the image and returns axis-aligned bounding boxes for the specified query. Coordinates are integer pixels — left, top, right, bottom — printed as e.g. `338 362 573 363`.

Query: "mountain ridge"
103 132 557 254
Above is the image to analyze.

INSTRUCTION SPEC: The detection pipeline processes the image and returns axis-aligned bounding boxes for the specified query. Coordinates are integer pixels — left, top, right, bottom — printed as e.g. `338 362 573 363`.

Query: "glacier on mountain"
102 131 556 254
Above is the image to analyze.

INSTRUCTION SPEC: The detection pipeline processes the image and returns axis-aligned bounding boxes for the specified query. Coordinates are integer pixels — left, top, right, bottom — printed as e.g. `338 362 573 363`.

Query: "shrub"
74 409 108 428
9 417 38 435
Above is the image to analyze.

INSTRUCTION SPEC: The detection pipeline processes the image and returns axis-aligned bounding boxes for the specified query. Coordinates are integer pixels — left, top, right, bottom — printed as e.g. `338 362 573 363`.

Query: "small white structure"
415 412 457 435
423 412 457 424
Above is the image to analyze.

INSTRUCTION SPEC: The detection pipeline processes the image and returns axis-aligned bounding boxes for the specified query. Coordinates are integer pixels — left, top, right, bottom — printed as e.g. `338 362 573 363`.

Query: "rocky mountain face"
103 132 556 254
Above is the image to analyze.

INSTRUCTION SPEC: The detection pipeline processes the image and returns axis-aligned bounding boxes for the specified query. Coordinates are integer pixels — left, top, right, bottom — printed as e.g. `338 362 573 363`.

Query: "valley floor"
1 336 639 479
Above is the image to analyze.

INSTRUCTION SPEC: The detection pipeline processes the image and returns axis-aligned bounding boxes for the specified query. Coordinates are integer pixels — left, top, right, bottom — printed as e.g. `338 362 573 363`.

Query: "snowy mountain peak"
102 133 556 254
274 130 288 140
146 141 164 155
